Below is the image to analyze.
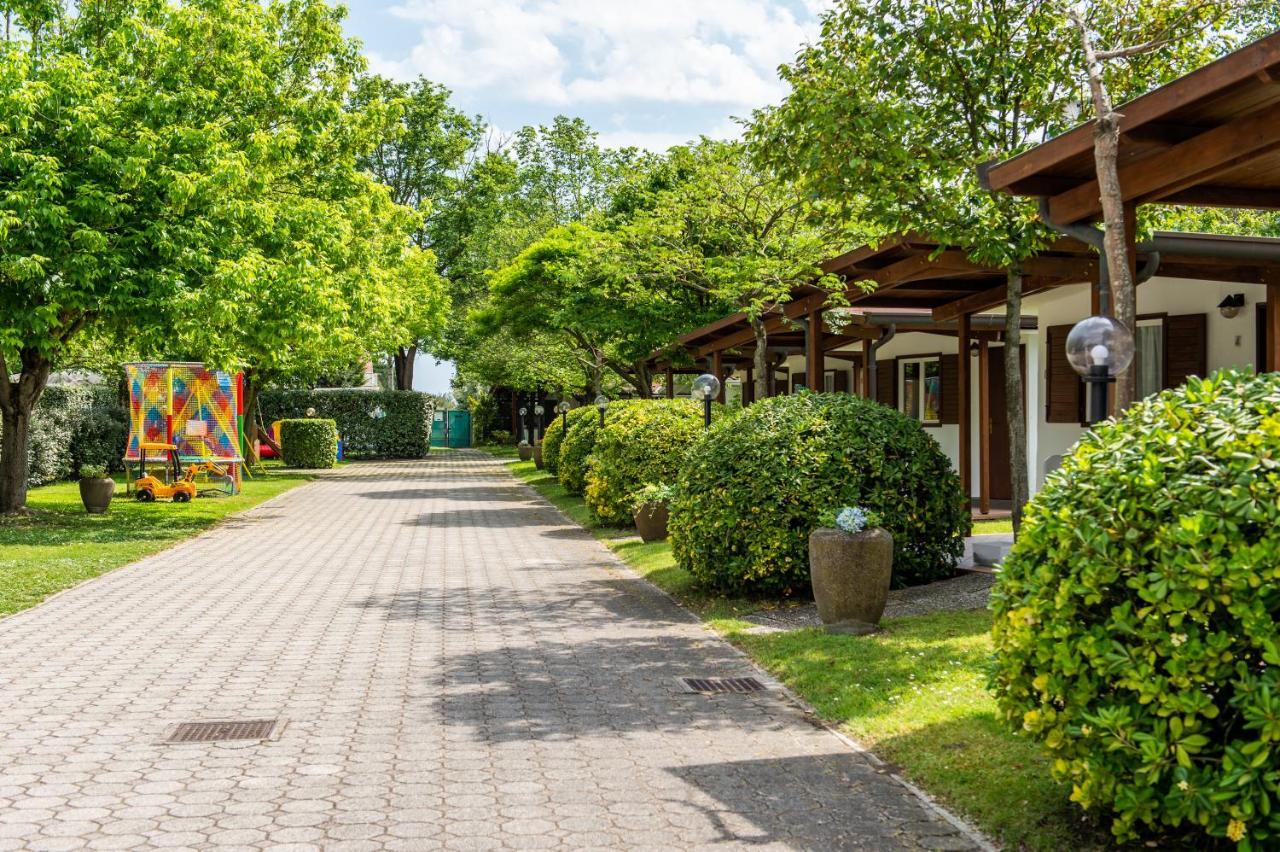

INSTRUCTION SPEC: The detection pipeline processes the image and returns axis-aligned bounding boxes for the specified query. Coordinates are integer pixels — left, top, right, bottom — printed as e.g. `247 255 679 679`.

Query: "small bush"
585 400 712 525
78 463 108 479
280 419 338 469
71 388 128 474
543 408 589 477
557 406 609 495
670 393 968 594
488 429 512 446
260 389 433 459
990 370 1280 846
3 384 127 488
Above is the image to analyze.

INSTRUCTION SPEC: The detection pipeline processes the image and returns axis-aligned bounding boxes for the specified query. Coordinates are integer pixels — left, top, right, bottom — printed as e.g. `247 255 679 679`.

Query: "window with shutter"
876 359 896 408
1046 324 1083 424
1163 313 1207 389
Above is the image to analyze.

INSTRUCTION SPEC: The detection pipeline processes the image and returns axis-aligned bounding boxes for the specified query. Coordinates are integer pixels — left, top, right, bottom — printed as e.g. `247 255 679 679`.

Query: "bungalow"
652 30 1280 514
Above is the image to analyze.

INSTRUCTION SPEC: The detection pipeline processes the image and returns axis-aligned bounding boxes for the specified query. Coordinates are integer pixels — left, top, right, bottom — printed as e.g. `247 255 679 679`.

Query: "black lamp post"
1065 315 1134 425
595 394 608 427
691 373 721 429
518 406 528 444
556 400 571 432
533 403 544 444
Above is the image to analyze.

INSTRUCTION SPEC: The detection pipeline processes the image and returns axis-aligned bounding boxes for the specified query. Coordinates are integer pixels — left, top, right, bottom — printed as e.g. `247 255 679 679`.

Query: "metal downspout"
867 325 897 403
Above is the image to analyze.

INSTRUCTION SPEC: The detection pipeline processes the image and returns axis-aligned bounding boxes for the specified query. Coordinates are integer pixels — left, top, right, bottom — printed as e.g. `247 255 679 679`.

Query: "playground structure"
124 363 245 495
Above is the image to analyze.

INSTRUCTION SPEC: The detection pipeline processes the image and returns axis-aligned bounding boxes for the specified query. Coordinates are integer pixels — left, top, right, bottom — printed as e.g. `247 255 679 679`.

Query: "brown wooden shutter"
940 354 959 424
1046 324 1083 424
832 370 849 392
1164 313 1207 389
876 359 897 408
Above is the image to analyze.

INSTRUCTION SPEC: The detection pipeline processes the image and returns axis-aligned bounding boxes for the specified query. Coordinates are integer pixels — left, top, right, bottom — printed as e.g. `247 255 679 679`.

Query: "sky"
337 0 830 393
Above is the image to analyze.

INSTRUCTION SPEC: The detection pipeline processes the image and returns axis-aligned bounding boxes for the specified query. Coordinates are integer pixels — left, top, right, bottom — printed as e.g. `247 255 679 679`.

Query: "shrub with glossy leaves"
280 419 338 469
990 370 1280 847
541 408 587 477
584 400 713 525
556 407 605 495
670 392 967 594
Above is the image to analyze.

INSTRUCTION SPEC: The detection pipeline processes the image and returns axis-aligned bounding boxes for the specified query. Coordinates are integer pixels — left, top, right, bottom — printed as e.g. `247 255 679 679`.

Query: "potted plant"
78 464 115 514
518 440 533 462
631 483 675 542
809 506 893 635
533 441 544 469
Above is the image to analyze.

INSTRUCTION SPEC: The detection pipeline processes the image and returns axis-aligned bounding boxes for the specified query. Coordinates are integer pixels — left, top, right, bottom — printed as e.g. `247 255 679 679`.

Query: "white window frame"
1134 318 1165 401
899 356 942 426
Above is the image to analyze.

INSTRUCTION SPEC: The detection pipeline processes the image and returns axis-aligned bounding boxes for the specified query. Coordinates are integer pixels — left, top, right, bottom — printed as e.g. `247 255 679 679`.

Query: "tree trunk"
242 372 260 466
0 350 51 514
393 346 416 391
632 360 652 399
750 317 770 401
1004 268 1028 535
1074 10 1135 412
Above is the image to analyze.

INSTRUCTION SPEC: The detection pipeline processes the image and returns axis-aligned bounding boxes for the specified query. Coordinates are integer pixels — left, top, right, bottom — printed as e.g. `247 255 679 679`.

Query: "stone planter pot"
79 477 116 514
533 445 544 469
633 501 669 542
518 445 533 462
809 527 893 635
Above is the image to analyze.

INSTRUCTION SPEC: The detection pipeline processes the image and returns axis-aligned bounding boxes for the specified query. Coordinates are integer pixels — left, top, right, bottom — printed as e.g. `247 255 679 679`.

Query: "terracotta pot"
518 445 533 461
79 477 116 514
633 501 669 542
809 527 893 635
533 445 544 469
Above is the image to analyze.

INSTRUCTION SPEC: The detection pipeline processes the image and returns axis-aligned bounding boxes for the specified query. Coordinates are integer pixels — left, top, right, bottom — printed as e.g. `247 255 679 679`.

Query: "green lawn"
0 467 313 618
479 445 1100 850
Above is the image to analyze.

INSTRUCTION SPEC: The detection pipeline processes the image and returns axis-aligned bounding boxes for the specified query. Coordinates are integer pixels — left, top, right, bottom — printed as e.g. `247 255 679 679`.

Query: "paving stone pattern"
0 452 982 850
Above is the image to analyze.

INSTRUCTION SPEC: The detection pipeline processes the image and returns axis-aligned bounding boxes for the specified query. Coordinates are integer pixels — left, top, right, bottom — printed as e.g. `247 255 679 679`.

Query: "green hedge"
558 403 630 495
543 407 588 477
259 389 433 459
0 384 128 487
585 399 715 525
670 393 968 594
280 419 338 469
991 370 1280 846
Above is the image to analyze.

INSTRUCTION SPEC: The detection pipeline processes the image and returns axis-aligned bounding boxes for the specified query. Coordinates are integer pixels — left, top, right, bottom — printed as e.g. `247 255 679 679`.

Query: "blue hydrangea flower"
835 506 869 534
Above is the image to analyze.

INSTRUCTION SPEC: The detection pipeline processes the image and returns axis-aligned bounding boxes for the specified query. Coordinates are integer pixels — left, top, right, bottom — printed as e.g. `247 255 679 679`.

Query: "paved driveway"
0 452 982 850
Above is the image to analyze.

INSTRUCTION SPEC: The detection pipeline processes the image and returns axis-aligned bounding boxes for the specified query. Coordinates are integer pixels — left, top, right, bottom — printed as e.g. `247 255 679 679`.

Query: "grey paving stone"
0 454 984 850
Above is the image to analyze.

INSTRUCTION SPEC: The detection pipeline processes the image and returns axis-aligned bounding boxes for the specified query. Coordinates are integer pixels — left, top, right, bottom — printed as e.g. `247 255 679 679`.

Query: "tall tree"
351 74 480 389
0 0 392 511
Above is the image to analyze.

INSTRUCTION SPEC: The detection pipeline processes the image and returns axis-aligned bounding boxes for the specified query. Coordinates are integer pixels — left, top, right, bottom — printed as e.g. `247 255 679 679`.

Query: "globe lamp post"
1065 315 1135 425
691 373 721 429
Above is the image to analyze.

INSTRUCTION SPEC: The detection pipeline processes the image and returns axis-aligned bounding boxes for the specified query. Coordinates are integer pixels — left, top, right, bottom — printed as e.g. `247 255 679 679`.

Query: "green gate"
430 409 471 448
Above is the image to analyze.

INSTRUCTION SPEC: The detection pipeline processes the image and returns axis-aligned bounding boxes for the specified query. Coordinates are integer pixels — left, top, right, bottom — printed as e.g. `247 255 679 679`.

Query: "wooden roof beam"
1046 99 1280 223
931 276 1076 322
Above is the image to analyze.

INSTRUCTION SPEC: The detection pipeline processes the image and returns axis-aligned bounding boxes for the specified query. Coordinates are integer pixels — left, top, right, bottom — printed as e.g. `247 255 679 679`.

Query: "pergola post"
744 367 754 404
806 308 824 391
957 313 972 504
978 337 991 516
665 366 675 399
711 350 725 403
1269 283 1280 372
861 339 872 399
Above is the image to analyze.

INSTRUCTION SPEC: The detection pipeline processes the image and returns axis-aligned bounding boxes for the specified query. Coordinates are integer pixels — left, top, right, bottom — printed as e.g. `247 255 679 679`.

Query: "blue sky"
339 0 828 392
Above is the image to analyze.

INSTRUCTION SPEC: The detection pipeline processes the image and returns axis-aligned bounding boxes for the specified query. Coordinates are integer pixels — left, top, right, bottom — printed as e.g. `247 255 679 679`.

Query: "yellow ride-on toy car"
134 442 197 503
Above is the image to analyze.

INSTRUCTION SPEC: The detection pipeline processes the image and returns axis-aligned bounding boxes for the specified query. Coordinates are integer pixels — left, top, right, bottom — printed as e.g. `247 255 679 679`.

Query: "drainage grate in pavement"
164 719 281 743
679 676 766 695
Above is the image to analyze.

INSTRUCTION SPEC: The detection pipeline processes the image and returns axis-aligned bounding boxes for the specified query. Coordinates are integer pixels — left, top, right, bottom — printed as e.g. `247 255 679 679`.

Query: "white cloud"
596 118 742 152
370 0 823 112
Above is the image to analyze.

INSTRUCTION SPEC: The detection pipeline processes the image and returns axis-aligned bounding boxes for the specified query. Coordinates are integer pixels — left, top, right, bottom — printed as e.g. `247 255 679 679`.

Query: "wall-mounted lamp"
1218 293 1245 319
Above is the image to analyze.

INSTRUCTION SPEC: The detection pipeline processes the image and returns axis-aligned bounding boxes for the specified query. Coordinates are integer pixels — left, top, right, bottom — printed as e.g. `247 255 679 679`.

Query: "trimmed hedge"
585 399 716 525
543 407 589 477
557 405 610 495
670 393 968 594
260 389 433 459
0 384 128 487
990 370 1280 846
280 419 338 469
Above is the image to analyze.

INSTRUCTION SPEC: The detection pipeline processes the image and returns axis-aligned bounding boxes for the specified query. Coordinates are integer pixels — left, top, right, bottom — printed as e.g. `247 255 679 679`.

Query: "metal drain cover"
164 719 281 743
679 676 766 695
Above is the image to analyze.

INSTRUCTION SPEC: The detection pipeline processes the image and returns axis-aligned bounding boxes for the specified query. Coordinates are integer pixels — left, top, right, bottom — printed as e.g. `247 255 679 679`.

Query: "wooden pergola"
981 29 1280 368
652 230 1280 508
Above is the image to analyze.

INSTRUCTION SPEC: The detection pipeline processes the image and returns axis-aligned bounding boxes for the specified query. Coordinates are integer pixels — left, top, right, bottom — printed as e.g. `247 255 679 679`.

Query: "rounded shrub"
669 392 967 594
541 408 586 477
557 403 626 495
990 370 1280 846
280 419 338 469
584 399 713 525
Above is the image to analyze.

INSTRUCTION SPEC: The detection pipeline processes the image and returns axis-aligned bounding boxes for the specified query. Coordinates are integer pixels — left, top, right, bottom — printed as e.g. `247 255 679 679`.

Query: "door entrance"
985 346 1025 502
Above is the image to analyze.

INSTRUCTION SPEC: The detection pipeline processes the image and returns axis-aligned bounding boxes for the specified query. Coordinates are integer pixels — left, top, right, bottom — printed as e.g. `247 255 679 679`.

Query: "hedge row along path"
0 452 984 850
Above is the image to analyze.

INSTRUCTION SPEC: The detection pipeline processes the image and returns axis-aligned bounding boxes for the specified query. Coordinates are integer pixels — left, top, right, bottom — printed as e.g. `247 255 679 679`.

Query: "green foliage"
630 482 676 512
584 400 711 525
487 430 511 447
78 464 108 480
557 405 614 496
670 393 968 595
990 370 1280 847
2 385 128 488
279 419 338 469
540 410 573 476
260 389 433 459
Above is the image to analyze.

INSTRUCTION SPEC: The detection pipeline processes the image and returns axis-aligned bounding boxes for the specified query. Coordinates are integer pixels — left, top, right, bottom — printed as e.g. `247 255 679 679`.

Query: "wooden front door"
985 346 1025 502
